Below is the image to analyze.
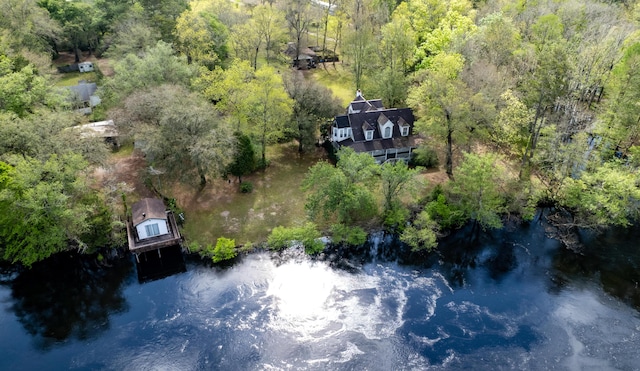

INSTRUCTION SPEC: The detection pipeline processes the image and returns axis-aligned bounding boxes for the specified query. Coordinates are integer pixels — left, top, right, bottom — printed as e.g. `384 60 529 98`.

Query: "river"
1 220 639 370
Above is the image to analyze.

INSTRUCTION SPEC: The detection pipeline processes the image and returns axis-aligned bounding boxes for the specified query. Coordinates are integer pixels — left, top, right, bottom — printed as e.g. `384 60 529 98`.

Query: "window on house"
401 127 409 136
366 130 373 140
145 223 160 237
384 126 392 138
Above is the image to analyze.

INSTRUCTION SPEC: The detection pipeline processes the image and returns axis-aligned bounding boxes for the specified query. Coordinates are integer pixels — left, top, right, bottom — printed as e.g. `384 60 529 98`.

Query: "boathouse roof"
132 198 167 226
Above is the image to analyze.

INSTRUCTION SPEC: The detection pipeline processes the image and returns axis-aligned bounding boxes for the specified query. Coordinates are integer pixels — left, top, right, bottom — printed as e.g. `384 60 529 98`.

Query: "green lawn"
55 71 98 87
181 142 327 247
310 64 355 107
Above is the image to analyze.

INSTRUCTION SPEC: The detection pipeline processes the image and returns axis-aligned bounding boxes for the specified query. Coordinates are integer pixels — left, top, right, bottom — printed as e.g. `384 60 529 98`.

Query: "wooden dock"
127 211 182 261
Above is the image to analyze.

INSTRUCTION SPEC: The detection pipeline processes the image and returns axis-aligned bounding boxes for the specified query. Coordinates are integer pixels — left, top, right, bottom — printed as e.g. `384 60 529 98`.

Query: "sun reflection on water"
266 260 340 337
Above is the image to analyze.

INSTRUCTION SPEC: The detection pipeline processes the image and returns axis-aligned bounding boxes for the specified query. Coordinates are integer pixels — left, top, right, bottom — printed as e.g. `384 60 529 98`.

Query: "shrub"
330 224 367 246
212 237 237 263
267 223 324 254
425 194 465 229
383 202 410 232
240 181 253 193
410 146 439 168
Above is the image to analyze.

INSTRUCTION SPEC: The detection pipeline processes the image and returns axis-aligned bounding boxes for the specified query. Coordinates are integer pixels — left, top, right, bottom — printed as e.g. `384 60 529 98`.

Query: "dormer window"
399 118 410 137
377 113 394 139
365 130 373 141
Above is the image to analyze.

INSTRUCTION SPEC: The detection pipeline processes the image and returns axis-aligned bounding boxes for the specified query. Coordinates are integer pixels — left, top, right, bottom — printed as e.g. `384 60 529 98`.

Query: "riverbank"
2 217 639 370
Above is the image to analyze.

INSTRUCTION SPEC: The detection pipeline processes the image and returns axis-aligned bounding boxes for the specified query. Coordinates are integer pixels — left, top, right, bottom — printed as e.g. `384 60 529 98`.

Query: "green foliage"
558 162 640 228
330 224 368 246
425 193 465 229
283 72 343 153
267 223 324 254
119 84 235 186
104 41 195 104
448 152 507 230
410 146 439 168
302 149 378 225
227 132 256 182
239 181 253 193
0 55 51 116
383 202 410 232
212 237 237 263
379 161 420 225
103 4 158 59
174 8 229 68
401 210 438 252
599 42 640 153
246 66 293 164
0 154 105 267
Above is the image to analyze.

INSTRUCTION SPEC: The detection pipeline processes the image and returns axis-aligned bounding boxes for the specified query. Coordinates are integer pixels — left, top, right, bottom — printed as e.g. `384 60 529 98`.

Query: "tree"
558 161 640 229
341 0 375 89
103 4 157 59
246 66 293 166
212 237 236 263
415 6 477 69
193 60 254 131
408 61 474 178
493 89 533 155
380 12 415 75
40 0 101 62
283 72 342 153
599 42 640 153
0 110 110 165
448 152 507 230
137 0 189 43
302 148 378 225
0 0 60 54
0 53 51 116
0 154 104 267
227 132 256 183
281 0 313 70
400 210 438 252
103 41 195 104
518 14 570 179
253 4 287 65
379 161 420 227
120 85 235 187
174 8 229 68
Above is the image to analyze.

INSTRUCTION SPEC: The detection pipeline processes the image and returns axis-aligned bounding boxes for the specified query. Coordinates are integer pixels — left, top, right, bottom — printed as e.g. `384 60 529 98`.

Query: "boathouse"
127 198 182 261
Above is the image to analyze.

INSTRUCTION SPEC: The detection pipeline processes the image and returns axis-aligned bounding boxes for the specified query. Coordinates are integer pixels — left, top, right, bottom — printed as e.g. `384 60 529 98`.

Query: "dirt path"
93 150 154 205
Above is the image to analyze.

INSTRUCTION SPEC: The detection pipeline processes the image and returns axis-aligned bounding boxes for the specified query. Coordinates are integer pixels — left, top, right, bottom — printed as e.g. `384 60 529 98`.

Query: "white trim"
136 218 169 239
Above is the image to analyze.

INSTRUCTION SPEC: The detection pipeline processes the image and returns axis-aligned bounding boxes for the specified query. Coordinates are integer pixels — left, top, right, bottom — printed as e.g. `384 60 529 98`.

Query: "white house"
331 94 417 163
131 198 170 240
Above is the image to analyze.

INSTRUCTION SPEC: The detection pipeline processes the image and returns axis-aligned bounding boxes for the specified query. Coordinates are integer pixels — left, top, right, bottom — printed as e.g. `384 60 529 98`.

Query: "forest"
0 0 639 266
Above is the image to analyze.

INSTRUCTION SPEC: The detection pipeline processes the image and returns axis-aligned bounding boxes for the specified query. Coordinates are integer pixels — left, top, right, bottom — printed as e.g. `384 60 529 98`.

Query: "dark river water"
1 219 640 370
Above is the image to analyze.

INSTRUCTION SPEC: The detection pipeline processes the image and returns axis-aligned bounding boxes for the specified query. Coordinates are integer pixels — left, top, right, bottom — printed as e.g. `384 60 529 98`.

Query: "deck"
127 212 182 256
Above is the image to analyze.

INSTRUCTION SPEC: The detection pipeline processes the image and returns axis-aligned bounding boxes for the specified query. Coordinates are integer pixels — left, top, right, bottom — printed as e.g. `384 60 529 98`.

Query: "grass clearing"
179 142 328 247
310 63 355 106
55 71 98 87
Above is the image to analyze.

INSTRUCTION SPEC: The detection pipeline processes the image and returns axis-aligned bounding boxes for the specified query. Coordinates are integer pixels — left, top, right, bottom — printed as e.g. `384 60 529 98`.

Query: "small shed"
73 120 119 147
132 198 169 239
127 198 182 260
78 62 94 72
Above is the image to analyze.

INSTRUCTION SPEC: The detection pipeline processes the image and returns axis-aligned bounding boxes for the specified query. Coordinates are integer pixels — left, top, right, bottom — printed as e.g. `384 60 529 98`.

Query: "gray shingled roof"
67 81 97 102
132 198 167 226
